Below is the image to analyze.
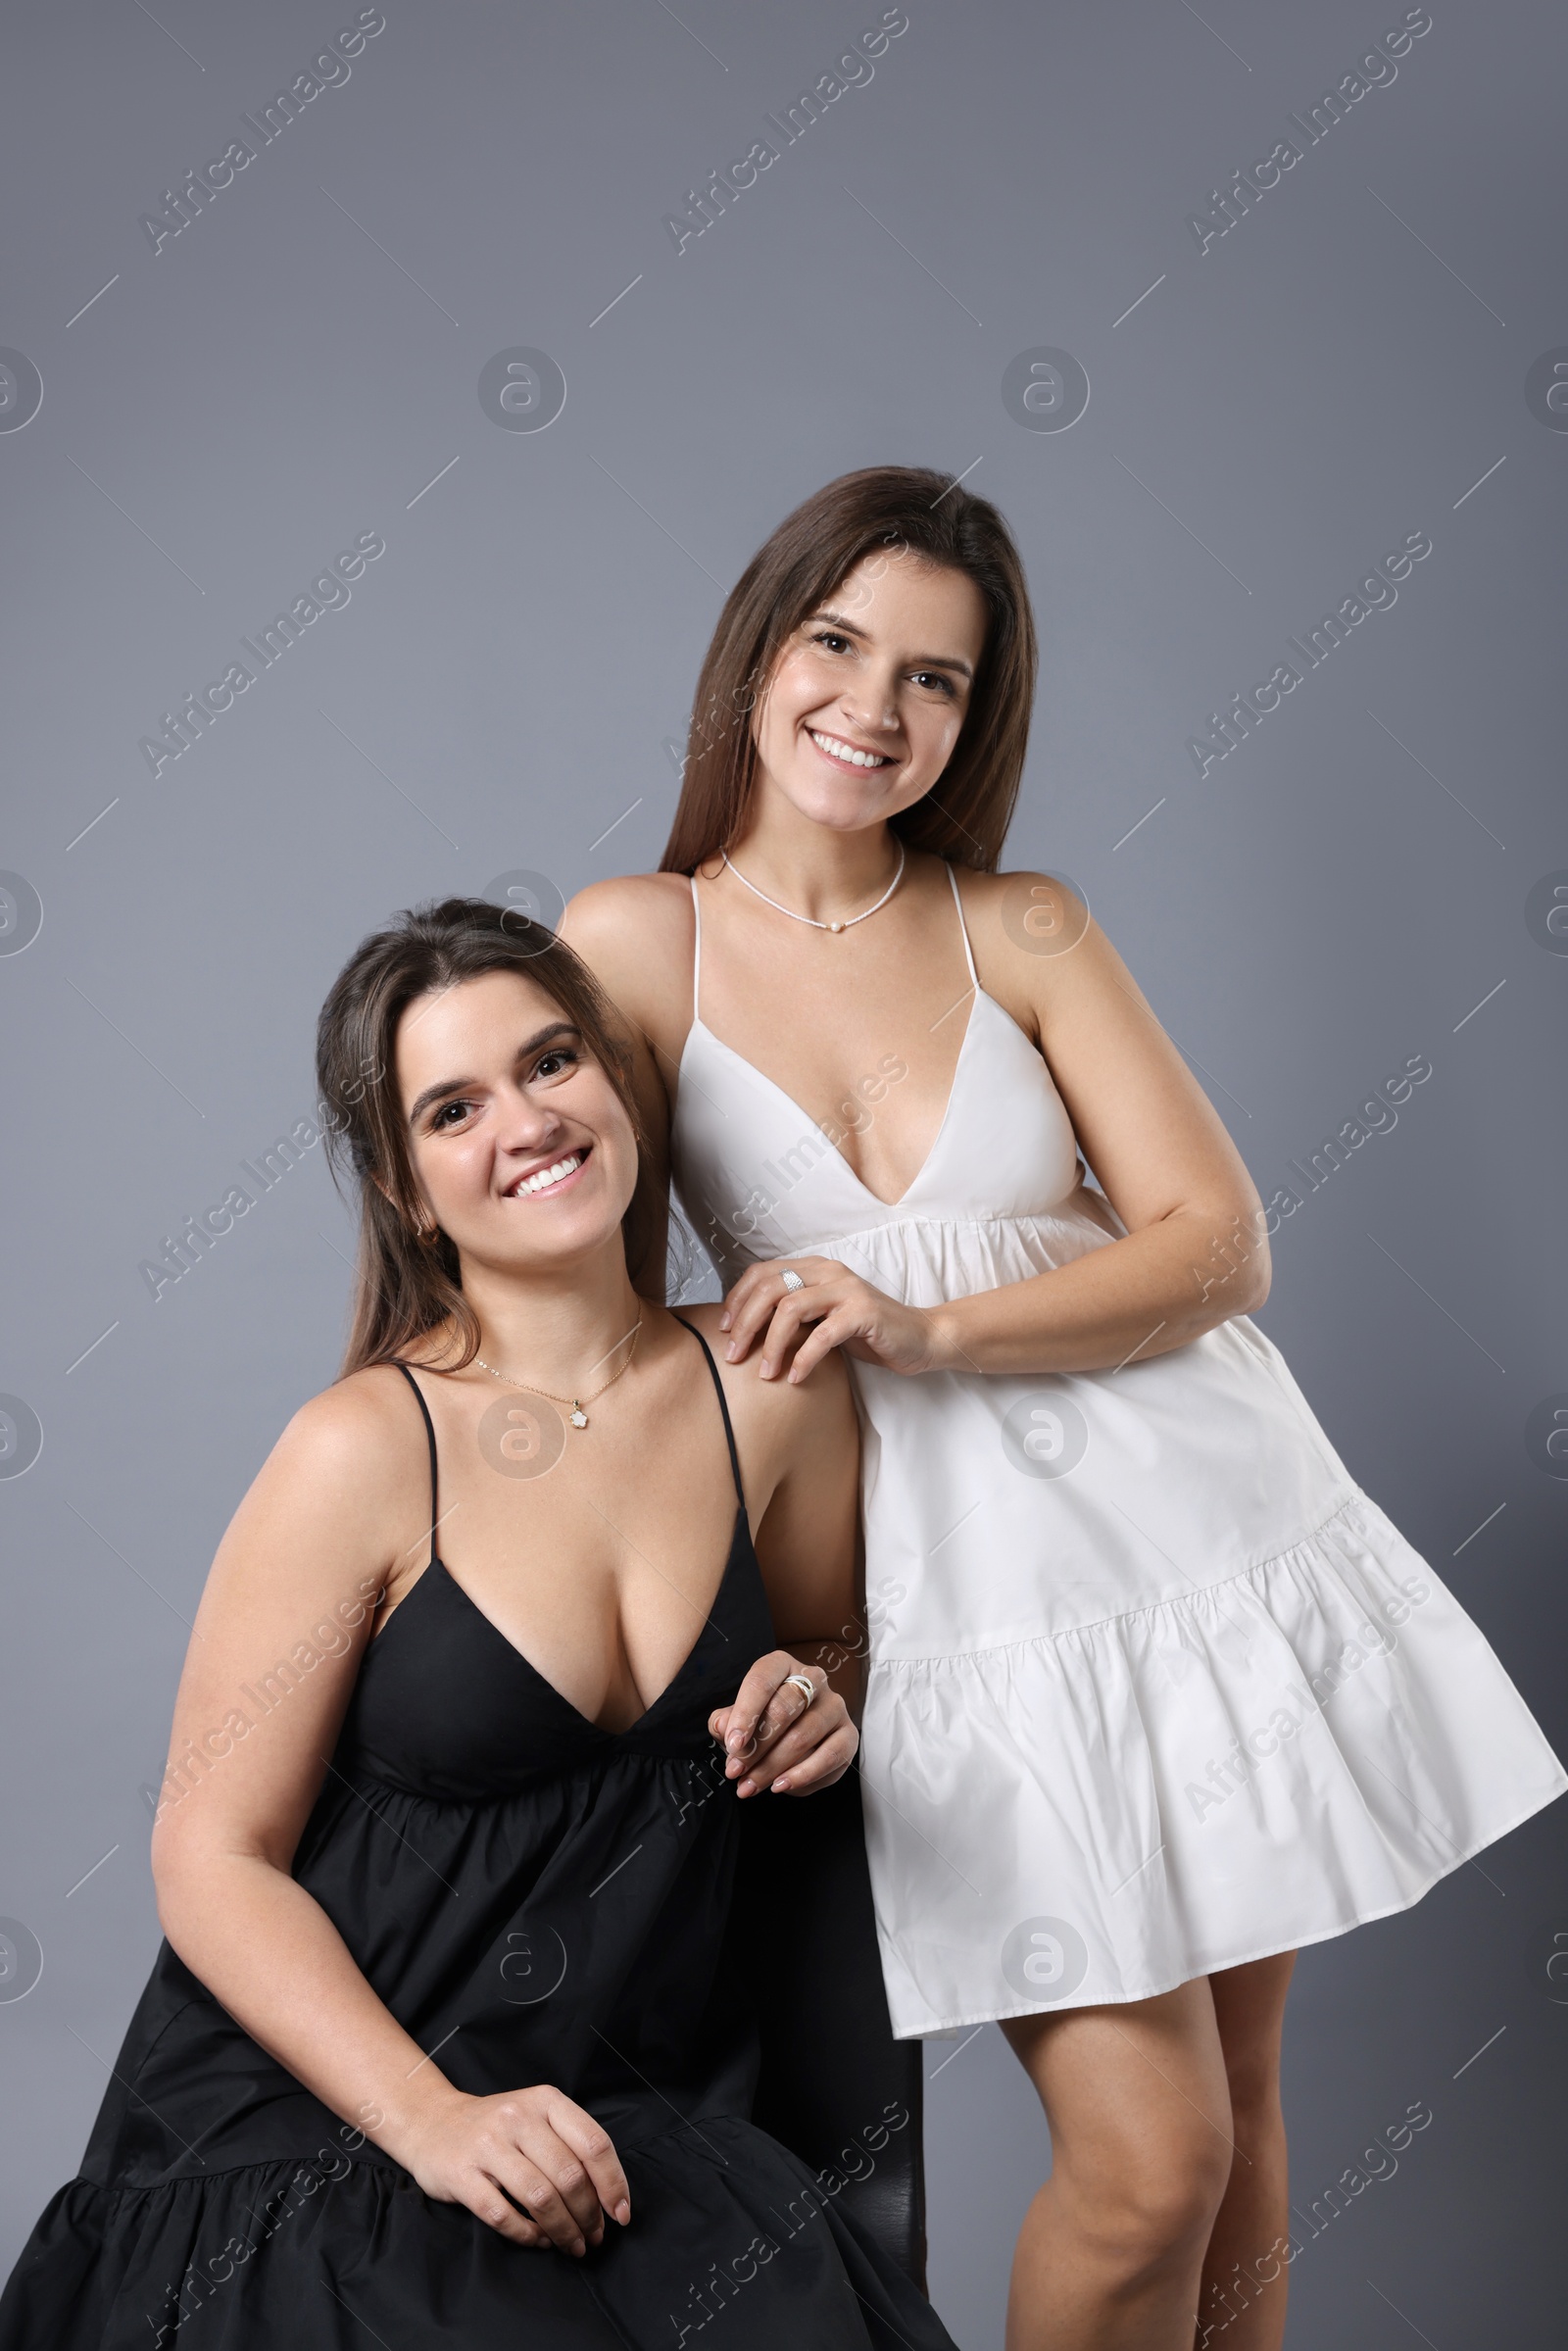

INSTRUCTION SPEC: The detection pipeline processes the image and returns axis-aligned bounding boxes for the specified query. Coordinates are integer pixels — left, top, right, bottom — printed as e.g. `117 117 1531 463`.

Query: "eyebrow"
406 1021 582 1127
811 608 975 681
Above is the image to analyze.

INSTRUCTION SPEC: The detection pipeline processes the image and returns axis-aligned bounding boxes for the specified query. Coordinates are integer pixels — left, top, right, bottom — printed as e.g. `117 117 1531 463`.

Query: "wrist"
922 1302 968 1374
372 2075 466 2169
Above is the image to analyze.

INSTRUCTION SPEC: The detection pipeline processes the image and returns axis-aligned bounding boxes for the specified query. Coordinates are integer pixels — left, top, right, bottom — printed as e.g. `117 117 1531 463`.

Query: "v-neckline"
391 1503 751 1740
683 985 983 1213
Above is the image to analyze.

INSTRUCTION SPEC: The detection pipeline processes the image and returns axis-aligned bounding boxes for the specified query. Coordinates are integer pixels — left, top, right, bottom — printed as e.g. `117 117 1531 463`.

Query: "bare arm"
150 1374 629 2254
722 879 1270 1383
679 1304 863 1790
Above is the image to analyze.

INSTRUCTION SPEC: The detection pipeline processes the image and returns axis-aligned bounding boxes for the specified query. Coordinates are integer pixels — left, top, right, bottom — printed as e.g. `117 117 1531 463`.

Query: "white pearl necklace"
720 843 906 934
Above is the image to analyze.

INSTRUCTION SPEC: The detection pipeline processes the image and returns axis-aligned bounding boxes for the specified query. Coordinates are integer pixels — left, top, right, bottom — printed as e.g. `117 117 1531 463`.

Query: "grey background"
2 0 1565 2342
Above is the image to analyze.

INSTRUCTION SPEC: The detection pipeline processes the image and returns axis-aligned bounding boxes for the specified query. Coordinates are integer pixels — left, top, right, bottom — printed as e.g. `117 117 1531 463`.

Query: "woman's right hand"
397 2084 632 2252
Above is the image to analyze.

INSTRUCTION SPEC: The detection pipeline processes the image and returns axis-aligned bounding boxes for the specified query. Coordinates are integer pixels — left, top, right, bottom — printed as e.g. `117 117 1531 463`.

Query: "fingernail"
737 1778 756 1797
773 1777 791 1791
616 2201 631 2225
725 1342 739 1360
759 1359 772 1379
719 1311 732 1330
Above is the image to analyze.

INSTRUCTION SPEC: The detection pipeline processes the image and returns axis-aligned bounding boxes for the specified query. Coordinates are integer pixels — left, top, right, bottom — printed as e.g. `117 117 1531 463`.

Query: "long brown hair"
661 465 1037 875
317 899 659 1376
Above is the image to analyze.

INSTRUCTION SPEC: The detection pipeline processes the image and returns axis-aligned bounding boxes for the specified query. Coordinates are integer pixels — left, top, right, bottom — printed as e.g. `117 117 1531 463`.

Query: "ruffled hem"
859 1494 1567 2037
0 2121 953 2351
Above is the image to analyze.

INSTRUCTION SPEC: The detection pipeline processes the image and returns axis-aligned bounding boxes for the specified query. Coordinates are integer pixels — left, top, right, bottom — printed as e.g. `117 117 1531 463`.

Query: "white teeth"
514 1153 580 1197
810 729 889 769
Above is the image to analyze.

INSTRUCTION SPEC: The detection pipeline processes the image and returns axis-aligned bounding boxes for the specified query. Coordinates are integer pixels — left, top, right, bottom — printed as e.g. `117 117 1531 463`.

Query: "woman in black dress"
0 900 954 2350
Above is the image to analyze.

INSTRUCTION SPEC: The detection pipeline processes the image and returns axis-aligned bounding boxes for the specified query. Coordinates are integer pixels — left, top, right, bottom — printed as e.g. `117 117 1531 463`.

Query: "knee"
1066 2134 1232 2284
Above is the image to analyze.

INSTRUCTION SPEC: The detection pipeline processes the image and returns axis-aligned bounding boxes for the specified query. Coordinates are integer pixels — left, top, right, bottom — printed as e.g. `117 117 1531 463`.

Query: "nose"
840 664 902 737
495 1080 564 1158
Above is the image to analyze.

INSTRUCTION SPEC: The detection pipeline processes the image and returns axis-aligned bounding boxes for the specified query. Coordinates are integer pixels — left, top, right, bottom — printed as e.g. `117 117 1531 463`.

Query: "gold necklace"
475 1316 644 1430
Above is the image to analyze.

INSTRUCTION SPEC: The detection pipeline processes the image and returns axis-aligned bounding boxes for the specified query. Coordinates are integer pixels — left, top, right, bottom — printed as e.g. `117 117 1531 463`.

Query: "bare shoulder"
674 1303 855 1486
560 872 693 967
955 864 1149 1030
258 1362 429 1517
560 871 696 1045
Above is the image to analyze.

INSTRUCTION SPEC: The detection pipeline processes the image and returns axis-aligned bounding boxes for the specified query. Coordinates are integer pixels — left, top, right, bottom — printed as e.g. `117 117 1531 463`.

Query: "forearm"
157 1852 461 2164
928 1204 1270 1377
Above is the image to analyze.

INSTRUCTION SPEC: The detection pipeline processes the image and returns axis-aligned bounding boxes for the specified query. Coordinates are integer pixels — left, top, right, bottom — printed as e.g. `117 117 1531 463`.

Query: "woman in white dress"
562 466 1565 2351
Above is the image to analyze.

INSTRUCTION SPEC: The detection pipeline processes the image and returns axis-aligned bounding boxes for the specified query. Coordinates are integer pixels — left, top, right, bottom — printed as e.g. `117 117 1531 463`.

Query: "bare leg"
1000 1980 1236 2351
1192 1953 1296 2350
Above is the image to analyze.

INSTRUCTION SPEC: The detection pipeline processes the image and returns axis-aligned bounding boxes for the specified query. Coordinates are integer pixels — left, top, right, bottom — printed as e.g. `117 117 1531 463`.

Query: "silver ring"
784 1672 816 1709
779 1268 806 1293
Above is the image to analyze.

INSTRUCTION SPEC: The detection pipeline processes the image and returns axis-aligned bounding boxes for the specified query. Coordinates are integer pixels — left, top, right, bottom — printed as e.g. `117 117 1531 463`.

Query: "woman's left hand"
719 1254 949 1382
709 1650 858 1797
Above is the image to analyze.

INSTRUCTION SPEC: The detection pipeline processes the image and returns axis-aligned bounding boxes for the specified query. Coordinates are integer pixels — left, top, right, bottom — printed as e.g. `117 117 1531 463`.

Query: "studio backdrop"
2 2 1564 2343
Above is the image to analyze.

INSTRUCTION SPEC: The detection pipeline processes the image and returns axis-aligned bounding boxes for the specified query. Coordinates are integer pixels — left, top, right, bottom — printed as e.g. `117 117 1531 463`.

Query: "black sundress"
0 1331 954 2349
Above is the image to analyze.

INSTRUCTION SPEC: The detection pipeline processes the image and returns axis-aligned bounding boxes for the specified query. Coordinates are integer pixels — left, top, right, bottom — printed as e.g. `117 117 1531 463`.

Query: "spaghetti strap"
945 859 979 990
673 1317 746 1509
393 1362 440 1566
688 872 703 1023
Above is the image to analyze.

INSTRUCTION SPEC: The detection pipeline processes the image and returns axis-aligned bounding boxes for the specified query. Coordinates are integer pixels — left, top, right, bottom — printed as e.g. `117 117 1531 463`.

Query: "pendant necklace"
475 1316 643 1430
720 842 906 934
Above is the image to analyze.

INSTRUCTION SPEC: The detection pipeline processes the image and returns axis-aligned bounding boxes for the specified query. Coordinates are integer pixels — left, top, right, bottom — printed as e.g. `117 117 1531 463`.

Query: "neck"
728 789 902 924
459 1237 644 1391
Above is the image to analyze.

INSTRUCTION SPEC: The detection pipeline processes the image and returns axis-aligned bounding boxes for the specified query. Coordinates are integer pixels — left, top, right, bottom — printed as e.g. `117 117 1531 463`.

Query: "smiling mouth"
506 1148 589 1200
808 728 895 771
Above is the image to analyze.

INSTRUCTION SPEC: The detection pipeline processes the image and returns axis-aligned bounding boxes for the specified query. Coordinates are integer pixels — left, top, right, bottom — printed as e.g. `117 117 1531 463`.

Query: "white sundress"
668 866 1566 2039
